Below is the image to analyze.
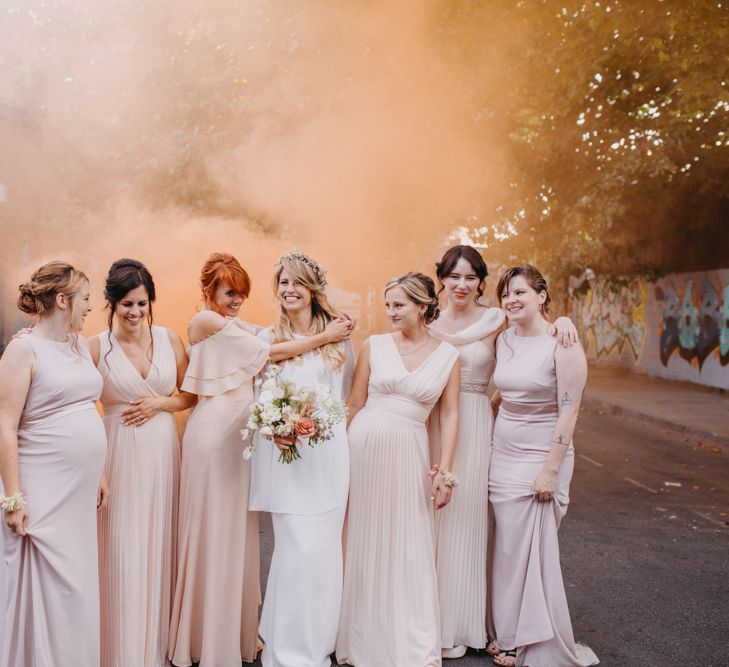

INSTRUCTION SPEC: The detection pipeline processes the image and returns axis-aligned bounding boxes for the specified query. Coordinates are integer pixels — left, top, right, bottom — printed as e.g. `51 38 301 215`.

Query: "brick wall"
570 269 729 390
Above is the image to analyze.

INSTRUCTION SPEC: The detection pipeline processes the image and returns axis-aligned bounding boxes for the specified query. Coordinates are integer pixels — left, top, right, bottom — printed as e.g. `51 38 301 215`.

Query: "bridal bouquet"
242 364 347 464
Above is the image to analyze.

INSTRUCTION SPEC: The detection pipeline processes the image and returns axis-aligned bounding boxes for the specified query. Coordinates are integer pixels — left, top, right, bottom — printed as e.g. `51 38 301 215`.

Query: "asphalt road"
250 406 729 667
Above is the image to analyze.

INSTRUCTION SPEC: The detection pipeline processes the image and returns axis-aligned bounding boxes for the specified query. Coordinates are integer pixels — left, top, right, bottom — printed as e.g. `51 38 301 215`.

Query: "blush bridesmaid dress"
488 328 598 667
1 333 107 667
96 326 181 667
428 307 504 651
336 333 459 667
168 318 269 666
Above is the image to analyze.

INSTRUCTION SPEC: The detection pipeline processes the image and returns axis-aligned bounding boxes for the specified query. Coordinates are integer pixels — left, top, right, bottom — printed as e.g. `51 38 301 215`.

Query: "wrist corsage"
0 492 27 513
440 470 458 488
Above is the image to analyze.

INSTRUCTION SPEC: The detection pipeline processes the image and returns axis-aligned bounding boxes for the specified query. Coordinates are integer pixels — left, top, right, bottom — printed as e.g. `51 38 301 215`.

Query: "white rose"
272 387 285 400
259 390 274 405
263 407 282 422
260 425 274 437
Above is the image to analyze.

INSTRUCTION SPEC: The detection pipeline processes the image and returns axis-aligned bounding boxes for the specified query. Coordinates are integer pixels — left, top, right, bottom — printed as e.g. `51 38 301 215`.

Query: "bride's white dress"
250 332 354 667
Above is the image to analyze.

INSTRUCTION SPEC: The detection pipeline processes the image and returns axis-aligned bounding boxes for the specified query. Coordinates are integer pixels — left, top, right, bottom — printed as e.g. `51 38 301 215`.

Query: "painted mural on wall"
576 278 647 361
657 278 729 368
571 268 729 390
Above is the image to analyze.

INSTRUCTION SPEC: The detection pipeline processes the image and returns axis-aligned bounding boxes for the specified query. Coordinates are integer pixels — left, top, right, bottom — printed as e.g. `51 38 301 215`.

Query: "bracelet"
0 492 26 513
440 470 459 488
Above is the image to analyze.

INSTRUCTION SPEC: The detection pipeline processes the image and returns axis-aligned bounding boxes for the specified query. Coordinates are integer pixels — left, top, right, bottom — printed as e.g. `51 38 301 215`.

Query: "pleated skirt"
430 391 492 649
337 406 440 667
98 411 179 667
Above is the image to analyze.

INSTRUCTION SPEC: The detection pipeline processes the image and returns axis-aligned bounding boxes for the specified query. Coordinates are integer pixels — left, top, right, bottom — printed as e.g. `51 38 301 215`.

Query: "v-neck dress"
96 326 180 667
428 307 504 649
337 334 459 667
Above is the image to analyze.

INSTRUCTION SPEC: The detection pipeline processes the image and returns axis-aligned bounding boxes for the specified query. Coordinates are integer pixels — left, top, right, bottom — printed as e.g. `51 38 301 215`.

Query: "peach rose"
294 417 317 437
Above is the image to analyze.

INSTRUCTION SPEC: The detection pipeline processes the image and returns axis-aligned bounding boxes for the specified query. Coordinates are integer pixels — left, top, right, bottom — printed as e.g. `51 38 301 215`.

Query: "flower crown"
275 250 328 288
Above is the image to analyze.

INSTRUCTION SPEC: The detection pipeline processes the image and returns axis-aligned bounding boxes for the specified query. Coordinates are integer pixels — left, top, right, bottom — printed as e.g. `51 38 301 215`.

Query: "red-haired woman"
168 253 351 667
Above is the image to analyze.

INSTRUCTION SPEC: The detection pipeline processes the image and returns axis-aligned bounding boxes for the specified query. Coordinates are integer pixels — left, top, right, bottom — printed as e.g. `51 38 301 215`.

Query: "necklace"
397 335 431 356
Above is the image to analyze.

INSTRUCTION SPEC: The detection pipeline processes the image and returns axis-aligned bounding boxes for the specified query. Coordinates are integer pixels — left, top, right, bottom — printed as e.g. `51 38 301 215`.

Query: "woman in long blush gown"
168 254 269 667
337 273 460 667
427 246 503 657
488 265 598 667
250 251 355 667
89 259 195 667
0 262 108 667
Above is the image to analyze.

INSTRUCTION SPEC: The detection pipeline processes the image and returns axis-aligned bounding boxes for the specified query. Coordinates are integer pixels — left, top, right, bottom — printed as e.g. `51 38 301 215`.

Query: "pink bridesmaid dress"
168 318 269 666
1 333 107 667
97 326 181 667
336 334 459 667
488 328 598 666
428 307 504 650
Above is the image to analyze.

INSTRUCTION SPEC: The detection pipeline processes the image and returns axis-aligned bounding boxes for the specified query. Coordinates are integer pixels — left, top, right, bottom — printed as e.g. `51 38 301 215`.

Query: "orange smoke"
0 0 513 341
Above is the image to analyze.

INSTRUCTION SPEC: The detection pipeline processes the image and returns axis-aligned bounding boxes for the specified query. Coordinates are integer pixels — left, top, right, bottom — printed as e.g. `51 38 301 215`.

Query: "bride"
249 251 355 667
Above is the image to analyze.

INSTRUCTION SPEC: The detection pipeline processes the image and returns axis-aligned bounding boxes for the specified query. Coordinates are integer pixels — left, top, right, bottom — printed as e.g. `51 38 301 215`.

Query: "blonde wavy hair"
272 252 346 370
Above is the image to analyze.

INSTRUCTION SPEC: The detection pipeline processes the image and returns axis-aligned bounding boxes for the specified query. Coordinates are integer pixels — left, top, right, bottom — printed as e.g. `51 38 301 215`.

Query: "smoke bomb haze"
1 0 514 337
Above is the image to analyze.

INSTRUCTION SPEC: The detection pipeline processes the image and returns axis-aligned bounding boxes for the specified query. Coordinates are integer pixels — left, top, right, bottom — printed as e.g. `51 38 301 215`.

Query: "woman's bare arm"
0 340 35 535
532 342 588 501
345 338 371 426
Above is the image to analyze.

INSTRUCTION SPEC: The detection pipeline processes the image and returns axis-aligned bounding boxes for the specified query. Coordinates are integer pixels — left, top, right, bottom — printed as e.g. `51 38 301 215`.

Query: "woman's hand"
273 434 297 452
430 473 453 510
532 468 558 502
97 473 110 511
548 317 579 348
324 317 354 344
121 396 165 426
4 506 29 536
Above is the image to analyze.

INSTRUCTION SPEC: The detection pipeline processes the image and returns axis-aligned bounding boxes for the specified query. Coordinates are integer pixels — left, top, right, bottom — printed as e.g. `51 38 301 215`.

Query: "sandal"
486 640 501 657
493 649 517 667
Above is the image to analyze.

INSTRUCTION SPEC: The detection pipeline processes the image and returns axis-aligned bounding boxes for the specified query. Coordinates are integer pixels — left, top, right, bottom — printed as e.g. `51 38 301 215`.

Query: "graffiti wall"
571 269 729 390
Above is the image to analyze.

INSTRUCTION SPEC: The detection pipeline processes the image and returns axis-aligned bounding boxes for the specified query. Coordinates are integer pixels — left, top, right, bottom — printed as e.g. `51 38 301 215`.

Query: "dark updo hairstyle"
18 261 88 316
435 244 488 300
384 272 441 324
496 264 551 315
103 258 157 367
